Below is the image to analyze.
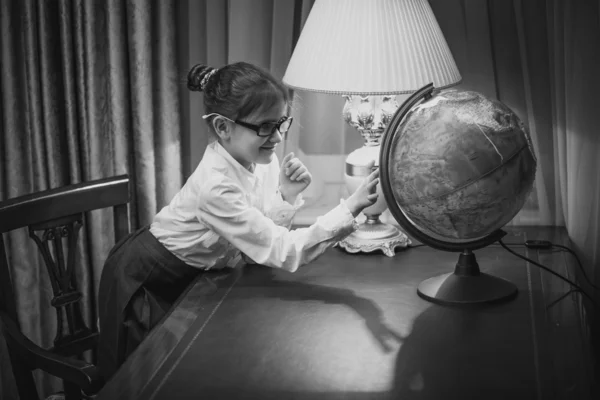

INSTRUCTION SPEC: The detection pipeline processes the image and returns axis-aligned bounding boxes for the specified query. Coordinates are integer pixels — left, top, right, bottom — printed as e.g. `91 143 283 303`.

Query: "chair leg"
63 381 82 400
7 348 39 400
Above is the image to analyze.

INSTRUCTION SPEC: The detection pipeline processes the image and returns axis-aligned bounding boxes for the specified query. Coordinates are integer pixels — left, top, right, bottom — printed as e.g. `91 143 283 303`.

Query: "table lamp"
283 0 462 256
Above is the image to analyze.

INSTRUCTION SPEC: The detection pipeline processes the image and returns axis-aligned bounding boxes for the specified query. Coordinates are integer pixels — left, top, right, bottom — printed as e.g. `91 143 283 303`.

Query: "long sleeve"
264 189 304 228
197 177 356 273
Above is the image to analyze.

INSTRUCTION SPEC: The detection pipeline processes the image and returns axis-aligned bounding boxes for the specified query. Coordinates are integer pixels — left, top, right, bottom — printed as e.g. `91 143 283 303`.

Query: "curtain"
0 0 183 396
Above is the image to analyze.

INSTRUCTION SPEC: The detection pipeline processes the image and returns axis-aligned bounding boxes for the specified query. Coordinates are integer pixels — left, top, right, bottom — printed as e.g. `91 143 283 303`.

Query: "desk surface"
96 227 595 400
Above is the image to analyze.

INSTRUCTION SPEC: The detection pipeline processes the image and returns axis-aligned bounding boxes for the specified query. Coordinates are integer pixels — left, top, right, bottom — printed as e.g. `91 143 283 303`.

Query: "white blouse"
150 141 357 272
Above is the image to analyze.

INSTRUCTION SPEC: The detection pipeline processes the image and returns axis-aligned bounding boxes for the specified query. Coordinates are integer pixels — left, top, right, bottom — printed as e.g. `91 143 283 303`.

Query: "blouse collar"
210 141 260 186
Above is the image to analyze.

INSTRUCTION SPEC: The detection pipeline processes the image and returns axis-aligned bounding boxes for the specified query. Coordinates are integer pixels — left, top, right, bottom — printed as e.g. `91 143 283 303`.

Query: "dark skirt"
97 226 201 380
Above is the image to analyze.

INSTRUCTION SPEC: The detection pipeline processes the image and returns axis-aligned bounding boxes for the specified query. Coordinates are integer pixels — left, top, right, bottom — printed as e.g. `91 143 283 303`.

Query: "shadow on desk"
235 271 406 353
221 271 537 400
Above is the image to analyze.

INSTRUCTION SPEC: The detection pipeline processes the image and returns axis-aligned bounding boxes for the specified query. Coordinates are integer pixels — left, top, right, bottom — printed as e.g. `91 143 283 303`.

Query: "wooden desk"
95 227 595 400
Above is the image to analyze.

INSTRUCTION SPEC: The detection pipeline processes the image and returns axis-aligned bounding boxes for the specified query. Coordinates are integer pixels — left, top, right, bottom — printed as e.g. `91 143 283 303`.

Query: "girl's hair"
187 62 290 127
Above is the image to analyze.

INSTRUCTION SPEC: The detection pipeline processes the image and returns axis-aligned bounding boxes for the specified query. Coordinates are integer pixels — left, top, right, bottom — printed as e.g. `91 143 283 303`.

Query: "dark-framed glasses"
202 113 293 137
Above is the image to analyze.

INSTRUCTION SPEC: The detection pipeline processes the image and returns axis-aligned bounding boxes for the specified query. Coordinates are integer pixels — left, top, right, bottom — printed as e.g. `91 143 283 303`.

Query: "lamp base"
337 218 411 257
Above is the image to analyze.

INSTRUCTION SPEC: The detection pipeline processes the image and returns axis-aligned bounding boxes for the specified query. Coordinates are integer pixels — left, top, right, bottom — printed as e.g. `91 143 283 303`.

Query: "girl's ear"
212 116 232 141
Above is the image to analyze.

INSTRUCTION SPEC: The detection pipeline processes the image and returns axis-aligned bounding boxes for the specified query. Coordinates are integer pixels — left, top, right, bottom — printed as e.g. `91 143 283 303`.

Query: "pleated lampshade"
283 0 462 95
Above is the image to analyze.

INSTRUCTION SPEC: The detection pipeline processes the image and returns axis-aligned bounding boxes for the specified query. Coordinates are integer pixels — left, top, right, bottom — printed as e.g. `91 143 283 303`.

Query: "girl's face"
223 102 288 170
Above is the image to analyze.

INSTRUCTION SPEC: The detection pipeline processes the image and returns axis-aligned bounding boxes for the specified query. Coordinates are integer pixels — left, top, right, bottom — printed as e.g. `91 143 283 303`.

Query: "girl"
97 61 379 379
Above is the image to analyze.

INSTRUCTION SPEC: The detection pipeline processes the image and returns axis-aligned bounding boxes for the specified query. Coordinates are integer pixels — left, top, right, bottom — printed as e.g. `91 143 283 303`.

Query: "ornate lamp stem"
338 95 410 257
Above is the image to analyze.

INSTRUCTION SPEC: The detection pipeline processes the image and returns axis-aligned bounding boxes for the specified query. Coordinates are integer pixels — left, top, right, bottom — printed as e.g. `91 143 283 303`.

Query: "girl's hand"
279 152 312 203
345 165 379 217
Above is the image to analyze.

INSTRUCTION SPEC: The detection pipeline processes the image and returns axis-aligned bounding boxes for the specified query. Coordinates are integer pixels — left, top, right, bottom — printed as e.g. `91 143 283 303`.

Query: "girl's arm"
197 177 356 273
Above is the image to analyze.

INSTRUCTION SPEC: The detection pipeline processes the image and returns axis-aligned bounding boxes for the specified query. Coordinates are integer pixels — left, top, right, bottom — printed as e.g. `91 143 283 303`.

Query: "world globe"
387 87 537 241
379 84 537 305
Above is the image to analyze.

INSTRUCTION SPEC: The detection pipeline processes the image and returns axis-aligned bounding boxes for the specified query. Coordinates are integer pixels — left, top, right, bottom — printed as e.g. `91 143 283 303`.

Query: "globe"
387 88 536 242
379 84 538 305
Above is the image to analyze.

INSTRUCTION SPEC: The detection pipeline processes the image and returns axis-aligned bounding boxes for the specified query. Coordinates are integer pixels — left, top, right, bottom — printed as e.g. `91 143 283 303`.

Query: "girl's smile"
260 144 276 152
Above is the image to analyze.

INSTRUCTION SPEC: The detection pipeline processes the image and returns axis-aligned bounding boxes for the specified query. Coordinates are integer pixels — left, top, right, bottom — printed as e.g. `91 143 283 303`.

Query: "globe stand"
417 250 517 305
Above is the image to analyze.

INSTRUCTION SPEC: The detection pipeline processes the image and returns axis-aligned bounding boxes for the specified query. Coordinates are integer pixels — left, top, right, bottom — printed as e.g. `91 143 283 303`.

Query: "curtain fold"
0 0 183 396
512 0 557 224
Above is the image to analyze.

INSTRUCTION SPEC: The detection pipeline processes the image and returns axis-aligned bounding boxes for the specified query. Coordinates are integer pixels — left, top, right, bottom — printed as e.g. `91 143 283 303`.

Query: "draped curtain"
0 0 184 396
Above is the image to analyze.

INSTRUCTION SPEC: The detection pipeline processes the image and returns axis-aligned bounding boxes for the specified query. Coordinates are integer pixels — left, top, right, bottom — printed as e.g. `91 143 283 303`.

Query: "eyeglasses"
202 113 293 137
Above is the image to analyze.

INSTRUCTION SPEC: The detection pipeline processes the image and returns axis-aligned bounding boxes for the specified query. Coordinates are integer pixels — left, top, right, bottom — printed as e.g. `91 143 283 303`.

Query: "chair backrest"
0 174 130 399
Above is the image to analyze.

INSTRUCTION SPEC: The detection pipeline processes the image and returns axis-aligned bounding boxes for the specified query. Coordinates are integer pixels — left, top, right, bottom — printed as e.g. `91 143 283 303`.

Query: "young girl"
97 61 379 379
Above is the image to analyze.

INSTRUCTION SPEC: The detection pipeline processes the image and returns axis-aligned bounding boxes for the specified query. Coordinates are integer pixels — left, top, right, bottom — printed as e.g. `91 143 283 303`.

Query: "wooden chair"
0 175 130 400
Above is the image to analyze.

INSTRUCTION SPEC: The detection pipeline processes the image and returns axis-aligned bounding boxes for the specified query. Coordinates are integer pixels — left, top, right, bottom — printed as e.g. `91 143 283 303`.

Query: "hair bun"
187 64 214 92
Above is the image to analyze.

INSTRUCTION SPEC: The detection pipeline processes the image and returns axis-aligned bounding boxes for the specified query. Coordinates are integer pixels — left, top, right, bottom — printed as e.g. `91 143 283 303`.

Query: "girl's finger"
282 152 295 165
286 158 303 169
369 168 380 179
365 176 379 185
367 193 379 202
284 161 297 174
286 162 301 176
290 167 306 181
367 178 379 191
296 171 311 182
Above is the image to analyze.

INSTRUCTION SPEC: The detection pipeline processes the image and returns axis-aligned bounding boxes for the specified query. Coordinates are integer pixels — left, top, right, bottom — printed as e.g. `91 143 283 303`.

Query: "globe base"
337 219 411 257
417 251 518 305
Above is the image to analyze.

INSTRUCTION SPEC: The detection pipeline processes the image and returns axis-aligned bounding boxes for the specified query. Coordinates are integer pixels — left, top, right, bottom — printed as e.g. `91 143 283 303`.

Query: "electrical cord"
550 243 600 290
517 239 599 291
498 239 599 309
